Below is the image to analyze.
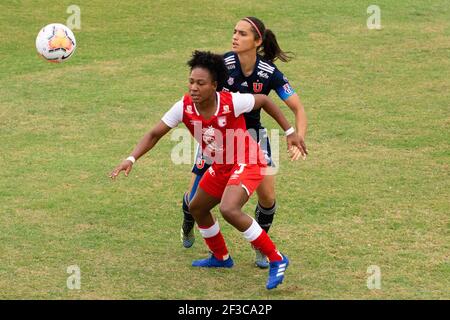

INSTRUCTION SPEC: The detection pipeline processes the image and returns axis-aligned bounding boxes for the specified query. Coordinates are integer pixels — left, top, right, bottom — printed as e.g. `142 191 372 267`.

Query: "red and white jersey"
162 91 266 168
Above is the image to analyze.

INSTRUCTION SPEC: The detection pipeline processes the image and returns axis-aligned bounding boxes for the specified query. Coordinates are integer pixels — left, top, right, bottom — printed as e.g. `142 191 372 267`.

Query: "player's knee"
188 201 201 219
258 194 276 208
219 202 240 222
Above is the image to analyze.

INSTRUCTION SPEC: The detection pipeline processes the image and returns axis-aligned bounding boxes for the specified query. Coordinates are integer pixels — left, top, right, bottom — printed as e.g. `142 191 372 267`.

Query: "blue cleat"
254 249 269 269
192 254 234 268
266 254 289 290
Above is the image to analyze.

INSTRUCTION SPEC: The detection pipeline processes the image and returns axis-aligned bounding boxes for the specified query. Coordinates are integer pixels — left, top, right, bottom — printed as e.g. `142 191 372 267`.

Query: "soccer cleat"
192 254 234 268
266 254 289 290
254 249 269 269
180 217 195 248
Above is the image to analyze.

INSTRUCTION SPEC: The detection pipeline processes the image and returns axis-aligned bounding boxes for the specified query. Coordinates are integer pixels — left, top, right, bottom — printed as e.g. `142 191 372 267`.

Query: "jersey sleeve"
232 93 255 117
271 69 297 101
161 100 183 128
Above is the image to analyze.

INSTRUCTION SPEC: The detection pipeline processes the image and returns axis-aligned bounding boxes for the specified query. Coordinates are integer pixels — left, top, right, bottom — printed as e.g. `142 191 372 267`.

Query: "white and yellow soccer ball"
36 23 76 63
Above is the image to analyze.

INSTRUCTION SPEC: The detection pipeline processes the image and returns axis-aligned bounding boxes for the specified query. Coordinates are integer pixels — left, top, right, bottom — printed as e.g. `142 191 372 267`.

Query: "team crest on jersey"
253 82 263 93
227 77 234 86
186 105 194 114
202 126 223 153
217 116 227 127
222 105 231 114
203 126 215 144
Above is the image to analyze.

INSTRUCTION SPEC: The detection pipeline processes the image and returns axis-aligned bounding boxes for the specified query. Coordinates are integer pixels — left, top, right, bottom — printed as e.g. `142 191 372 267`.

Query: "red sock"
251 230 282 262
198 221 229 261
243 218 282 262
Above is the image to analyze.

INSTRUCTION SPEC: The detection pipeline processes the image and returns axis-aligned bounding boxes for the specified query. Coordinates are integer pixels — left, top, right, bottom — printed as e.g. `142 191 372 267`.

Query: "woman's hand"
286 133 308 161
109 159 134 180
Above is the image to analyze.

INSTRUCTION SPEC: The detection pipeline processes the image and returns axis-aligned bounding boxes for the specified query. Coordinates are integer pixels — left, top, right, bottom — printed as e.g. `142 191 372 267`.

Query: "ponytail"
260 28 293 63
242 16 293 63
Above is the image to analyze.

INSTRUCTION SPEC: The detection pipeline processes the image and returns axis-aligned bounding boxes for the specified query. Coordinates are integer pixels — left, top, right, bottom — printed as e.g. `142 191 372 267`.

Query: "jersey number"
234 164 247 175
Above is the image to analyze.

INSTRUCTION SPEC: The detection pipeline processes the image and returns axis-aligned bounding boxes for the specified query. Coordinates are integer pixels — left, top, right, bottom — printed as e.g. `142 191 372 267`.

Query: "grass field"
0 0 449 299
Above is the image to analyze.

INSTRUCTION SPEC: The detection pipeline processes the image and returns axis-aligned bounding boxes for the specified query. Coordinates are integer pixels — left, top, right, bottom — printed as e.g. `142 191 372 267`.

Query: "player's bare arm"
282 94 308 160
252 94 307 160
284 94 308 151
109 121 171 179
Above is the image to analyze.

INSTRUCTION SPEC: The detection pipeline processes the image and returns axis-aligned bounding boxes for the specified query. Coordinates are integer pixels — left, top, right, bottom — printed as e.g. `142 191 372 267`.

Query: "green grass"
0 0 449 299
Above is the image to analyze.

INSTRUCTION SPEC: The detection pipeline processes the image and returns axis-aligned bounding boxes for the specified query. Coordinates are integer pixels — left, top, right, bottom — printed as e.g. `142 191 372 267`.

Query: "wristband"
284 127 295 136
126 156 136 164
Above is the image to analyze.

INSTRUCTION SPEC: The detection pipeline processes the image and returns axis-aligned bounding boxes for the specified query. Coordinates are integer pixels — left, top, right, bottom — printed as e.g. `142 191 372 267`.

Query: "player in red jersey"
180 17 308 269
110 51 303 289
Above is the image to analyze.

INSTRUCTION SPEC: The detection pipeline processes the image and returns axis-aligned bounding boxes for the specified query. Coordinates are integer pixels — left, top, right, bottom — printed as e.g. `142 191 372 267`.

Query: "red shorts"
199 163 265 199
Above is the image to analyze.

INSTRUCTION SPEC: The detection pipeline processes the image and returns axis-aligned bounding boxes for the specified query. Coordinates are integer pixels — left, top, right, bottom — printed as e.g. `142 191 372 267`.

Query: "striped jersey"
222 51 296 131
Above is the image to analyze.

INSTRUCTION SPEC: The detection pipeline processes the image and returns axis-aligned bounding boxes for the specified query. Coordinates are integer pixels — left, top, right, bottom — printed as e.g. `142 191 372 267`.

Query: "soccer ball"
36 23 76 63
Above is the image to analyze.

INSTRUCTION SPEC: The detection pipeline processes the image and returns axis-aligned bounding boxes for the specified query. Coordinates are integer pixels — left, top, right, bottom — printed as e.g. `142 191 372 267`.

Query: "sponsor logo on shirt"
241 81 248 87
222 105 231 114
283 83 293 95
257 70 269 79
